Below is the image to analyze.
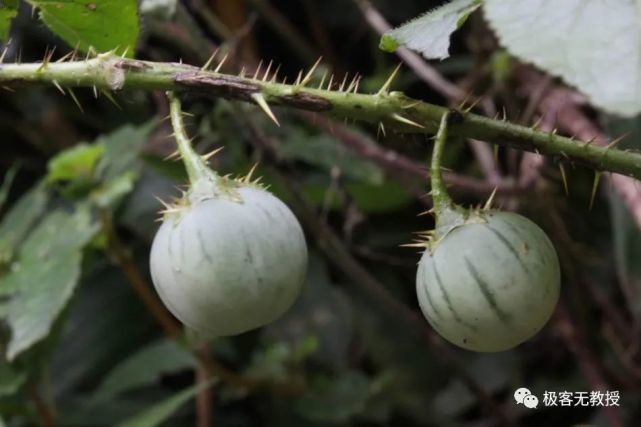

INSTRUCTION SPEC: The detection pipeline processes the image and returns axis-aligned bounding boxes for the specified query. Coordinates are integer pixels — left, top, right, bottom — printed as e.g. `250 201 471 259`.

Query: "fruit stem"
168 92 219 189
429 112 468 241
430 112 455 213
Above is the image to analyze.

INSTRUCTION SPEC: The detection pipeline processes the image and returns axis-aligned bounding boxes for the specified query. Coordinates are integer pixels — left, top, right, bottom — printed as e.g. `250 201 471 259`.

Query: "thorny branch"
0 54 640 180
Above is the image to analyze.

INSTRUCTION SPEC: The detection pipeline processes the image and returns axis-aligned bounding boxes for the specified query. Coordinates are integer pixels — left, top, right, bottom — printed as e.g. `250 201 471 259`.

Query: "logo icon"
514 387 539 409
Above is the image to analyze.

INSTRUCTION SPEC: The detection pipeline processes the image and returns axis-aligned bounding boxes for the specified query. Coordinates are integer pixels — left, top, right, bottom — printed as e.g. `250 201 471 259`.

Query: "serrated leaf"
0 0 18 41
114 380 215 427
484 0 641 117
27 0 140 56
380 0 481 60
0 206 98 360
94 339 197 402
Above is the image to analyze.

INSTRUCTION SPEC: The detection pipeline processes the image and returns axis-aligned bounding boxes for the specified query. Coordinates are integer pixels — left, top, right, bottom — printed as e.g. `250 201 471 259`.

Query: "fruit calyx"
166 92 266 212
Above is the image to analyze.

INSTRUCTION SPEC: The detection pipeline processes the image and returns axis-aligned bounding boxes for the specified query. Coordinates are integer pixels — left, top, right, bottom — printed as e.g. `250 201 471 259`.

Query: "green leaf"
0 206 99 360
0 184 49 263
28 0 140 56
91 123 153 208
94 339 197 401
484 0 641 117
114 380 215 427
0 363 26 397
47 143 105 184
92 172 135 208
380 0 481 59
97 123 153 183
0 0 18 41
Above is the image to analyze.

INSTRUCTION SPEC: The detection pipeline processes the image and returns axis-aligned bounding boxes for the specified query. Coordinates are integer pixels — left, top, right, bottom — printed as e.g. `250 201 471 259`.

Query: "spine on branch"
0 53 639 179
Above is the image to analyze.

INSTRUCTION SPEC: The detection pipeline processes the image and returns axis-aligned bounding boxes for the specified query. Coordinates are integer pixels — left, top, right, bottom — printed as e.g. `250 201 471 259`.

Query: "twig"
0 56 639 179
299 111 517 196
195 344 214 427
516 66 641 228
27 383 55 427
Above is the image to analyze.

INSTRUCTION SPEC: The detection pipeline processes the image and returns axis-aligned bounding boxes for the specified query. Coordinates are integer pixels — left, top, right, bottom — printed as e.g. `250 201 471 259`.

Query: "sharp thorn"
606 132 629 149
262 60 273 82
531 116 544 129
252 60 263 80
164 150 182 161
56 51 73 63
377 122 387 138
390 113 424 129
214 53 229 73
318 69 328 90
339 73 348 92
589 171 602 211
462 96 481 113
483 187 498 210
202 147 224 161
52 80 66 95
101 90 122 109
270 64 281 83
68 89 84 112
251 93 280 126
201 48 219 70
301 56 322 87
244 163 259 183
377 63 402 96
346 73 360 93
559 163 569 195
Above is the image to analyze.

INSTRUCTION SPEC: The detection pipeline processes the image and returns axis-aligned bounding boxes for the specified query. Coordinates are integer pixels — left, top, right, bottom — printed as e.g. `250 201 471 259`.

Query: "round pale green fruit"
416 211 560 352
150 186 308 337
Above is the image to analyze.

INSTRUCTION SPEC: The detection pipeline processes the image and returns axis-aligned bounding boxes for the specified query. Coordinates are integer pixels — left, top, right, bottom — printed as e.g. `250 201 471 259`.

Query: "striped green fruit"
150 186 308 337
416 211 560 352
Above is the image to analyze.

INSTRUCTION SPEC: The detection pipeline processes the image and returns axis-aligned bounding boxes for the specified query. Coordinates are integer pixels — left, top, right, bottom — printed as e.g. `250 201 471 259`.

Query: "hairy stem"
1 54 640 179
168 92 218 186
430 112 454 212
